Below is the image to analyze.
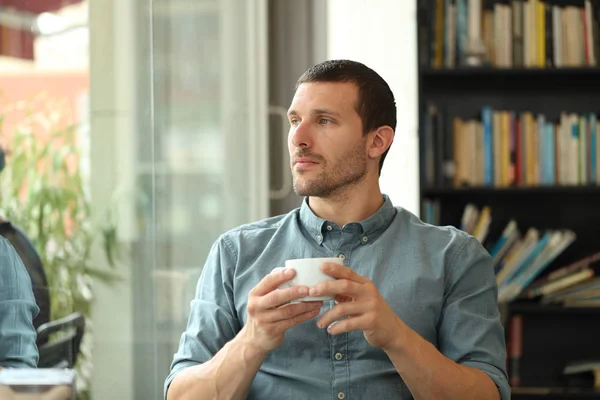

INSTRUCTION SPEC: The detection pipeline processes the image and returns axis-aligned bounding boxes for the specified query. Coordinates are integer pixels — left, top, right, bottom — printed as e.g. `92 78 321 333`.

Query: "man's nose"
290 121 312 148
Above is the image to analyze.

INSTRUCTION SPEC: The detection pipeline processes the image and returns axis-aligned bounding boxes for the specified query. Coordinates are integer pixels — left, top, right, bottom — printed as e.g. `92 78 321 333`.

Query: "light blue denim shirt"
0 237 39 368
166 195 510 400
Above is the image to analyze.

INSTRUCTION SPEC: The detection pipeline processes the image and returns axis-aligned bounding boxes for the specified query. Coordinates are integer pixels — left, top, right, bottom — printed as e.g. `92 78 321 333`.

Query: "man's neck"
307 182 385 228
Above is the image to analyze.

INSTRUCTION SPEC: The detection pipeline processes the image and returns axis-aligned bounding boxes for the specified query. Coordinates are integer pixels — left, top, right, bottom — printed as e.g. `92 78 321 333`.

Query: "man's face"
287 82 368 198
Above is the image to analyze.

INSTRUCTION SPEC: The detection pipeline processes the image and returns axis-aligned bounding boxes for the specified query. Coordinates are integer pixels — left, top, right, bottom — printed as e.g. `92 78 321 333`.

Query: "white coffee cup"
272 257 343 301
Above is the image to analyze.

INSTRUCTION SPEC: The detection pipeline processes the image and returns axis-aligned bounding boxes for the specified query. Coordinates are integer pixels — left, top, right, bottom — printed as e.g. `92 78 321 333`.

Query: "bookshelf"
423 184 600 196
511 388 600 400
417 0 600 397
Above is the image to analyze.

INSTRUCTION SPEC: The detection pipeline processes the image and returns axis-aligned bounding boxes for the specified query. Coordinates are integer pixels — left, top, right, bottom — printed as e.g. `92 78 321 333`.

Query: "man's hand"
308 263 405 350
0 384 72 400
241 267 323 352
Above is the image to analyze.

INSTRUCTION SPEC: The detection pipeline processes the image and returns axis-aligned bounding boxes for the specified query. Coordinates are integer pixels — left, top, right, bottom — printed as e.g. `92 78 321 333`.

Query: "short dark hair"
296 59 396 176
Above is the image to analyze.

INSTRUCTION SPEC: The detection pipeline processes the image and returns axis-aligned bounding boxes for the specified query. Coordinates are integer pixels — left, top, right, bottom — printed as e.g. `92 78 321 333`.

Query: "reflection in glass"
132 0 268 398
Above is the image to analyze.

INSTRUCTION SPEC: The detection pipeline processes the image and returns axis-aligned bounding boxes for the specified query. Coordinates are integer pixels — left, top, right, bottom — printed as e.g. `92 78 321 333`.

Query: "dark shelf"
512 387 600 399
508 302 600 317
421 185 600 197
420 66 600 97
421 67 600 78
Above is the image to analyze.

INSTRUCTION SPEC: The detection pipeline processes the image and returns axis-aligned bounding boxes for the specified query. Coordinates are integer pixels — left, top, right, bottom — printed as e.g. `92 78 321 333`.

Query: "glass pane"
0 0 267 397
132 0 267 398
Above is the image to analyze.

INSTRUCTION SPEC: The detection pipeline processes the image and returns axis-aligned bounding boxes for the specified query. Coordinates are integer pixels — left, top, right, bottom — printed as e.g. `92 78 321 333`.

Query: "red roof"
0 0 83 60
0 0 83 14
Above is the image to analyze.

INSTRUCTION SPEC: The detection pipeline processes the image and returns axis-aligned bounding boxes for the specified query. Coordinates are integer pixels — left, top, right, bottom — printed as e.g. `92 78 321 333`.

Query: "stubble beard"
292 139 368 199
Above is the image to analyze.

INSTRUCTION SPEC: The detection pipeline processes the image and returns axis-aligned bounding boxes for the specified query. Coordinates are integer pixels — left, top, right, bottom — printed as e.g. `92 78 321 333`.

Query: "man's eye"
290 119 300 126
318 119 330 125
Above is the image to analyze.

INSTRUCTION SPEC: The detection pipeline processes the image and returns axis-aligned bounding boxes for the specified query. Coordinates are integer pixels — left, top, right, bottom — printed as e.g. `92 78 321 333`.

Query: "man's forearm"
167 329 268 400
384 324 500 400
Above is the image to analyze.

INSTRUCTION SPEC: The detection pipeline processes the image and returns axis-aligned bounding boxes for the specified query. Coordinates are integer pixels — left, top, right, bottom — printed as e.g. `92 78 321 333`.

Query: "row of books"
419 0 600 69
422 200 600 306
526 250 600 307
422 104 600 188
422 201 578 302
462 203 600 305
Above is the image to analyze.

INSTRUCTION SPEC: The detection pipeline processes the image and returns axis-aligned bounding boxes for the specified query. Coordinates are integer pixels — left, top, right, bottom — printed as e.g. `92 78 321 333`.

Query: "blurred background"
0 0 417 399
2 0 600 399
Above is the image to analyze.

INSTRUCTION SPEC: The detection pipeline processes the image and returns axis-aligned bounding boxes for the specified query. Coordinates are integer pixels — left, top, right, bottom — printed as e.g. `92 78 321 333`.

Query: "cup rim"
285 257 342 263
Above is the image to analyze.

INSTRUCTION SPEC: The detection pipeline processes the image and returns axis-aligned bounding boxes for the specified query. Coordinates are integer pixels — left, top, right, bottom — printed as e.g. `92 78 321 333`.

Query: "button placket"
330 312 349 400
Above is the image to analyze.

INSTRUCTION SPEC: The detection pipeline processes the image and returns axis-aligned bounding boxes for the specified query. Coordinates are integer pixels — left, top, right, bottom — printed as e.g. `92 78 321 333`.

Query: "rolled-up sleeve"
438 235 510 400
164 234 241 399
0 238 39 368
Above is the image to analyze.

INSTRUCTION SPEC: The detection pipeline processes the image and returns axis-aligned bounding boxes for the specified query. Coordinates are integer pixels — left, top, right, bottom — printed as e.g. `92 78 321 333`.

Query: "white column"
327 0 420 216
89 0 136 398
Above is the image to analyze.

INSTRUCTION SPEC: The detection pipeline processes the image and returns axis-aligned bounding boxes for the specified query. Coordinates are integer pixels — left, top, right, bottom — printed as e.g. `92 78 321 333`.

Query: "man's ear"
367 126 395 159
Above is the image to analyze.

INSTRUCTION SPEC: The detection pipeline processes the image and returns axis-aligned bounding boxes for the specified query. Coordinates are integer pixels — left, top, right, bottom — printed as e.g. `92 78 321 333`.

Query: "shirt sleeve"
164 234 241 399
0 237 39 368
438 234 511 400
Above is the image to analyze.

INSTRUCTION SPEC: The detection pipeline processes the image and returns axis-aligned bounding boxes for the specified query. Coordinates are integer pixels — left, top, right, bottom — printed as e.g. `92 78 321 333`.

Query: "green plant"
0 95 122 399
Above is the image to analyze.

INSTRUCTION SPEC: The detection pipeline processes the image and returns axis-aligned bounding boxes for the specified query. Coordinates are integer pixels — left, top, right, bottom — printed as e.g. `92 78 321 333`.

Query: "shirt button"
338 253 345 260
327 225 333 231
316 234 322 241
337 392 345 400
334 352 343 360
362 235 368 243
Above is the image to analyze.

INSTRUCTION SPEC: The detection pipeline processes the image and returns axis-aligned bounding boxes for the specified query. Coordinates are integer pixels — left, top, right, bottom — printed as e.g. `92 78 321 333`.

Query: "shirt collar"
298 194 397 245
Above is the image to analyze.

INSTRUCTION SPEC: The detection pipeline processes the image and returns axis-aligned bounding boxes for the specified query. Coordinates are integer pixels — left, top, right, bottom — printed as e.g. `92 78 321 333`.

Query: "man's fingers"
321 263 370 283
259 301 322 323
250 267 295 297
316 300 368 329
256 285 312 309
278 307 322 331
309 278 362 298
326 314 370 335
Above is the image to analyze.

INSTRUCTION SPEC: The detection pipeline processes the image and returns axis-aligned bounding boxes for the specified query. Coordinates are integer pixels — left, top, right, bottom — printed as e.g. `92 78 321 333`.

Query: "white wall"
327 0 420 216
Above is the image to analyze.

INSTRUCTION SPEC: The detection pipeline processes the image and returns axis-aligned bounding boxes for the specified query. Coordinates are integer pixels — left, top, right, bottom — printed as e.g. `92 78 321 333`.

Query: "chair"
36 312 85 369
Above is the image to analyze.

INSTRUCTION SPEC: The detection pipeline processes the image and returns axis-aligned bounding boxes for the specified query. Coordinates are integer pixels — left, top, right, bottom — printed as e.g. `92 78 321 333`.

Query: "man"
0 236 39 369
165 60 509 400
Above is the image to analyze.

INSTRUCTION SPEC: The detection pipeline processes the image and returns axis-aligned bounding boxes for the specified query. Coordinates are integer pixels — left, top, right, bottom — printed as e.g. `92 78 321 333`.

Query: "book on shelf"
523 250 600 308
419 0 600 69
525 250 600 295
420 200 600 307
563 360 600 389
421 104 600 188
539 273 600 307
507 314 523 387
421 201 579 302
421 198 441 226
493 226 600 305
